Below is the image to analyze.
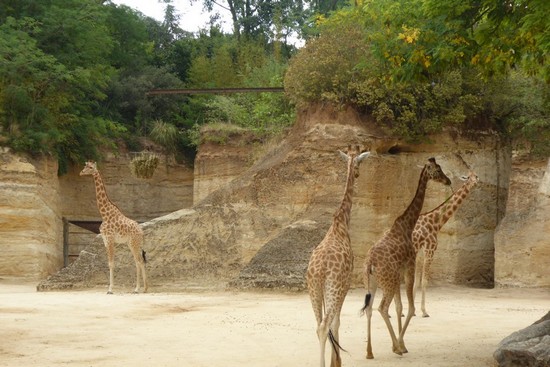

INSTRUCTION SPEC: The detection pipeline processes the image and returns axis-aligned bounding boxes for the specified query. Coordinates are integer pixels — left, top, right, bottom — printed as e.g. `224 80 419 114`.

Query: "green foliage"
285 12 370 106
0 15 121 173
150 120 180 154
188 123 248 146
130 152 160 179
489 71 550 156
285 1 549 146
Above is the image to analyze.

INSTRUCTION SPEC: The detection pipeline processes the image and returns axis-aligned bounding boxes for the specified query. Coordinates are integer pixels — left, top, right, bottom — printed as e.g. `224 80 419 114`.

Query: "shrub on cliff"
284 11 487 141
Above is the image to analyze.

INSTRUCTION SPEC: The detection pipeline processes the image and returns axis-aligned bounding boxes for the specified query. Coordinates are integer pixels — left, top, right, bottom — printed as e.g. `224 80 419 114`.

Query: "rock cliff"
0 150 193 279
38 105 512 291
494 156 550 287
0 149 62 278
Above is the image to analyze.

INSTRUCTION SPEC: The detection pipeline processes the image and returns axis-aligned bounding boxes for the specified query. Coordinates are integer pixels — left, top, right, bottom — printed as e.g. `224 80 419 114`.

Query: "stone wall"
60 153 194 266
0 149 62 279
60 153 194 222
39 106 513 291
494 156 550 287
0 150 194 279
350 133 509 287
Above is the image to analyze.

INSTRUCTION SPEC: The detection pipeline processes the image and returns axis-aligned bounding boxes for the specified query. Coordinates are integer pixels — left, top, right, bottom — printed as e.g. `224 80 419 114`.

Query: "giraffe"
361 157 451 359
80 161 148 294
307 146 370 367
412 171 479 317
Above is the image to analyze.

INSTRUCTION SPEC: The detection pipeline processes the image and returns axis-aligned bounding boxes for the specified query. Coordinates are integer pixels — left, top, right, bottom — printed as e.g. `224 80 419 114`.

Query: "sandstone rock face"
58 153 194 264
0 149 62 279
60 153 194 222
39 105 509 291
194 139 254 204
494 157 550 287
0 150 194 279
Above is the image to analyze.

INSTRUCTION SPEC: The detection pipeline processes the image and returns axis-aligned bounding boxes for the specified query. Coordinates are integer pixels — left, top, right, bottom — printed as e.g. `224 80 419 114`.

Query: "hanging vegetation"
129 152 160 179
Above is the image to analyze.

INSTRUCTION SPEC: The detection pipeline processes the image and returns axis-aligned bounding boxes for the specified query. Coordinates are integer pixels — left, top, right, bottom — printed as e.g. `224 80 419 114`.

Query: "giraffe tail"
360 263 373 316
360 293 372 316
141 249 147 264
328 329 347 358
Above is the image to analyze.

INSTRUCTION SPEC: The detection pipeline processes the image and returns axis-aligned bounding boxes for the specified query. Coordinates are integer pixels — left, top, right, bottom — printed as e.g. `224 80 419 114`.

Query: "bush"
284 13 490 141
129 152 160 179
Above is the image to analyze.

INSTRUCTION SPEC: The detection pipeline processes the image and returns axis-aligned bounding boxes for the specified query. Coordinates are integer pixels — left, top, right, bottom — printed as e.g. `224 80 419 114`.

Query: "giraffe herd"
80 146 478 366
306 148 477 366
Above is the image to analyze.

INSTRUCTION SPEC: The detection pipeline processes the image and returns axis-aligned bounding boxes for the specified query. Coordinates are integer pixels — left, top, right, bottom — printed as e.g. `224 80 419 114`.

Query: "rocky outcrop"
0 149 62 279
494 312 550 367
0 149 194 279
38 105 509 291
193 128 261 203
494 156 550 287
229 219 330 290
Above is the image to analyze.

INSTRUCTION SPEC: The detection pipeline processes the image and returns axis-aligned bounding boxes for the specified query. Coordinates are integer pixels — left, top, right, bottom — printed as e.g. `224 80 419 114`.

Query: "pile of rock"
494 311 550 367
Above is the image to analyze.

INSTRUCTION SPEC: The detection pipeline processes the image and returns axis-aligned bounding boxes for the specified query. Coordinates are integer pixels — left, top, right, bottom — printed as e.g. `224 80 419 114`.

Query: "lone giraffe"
307 146 370 367
412 171 479 317
361 157 451 359
80 161 148 294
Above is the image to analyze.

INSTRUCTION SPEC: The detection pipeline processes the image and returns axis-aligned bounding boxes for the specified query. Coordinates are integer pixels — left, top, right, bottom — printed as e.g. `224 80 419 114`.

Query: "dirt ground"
1 279 548 367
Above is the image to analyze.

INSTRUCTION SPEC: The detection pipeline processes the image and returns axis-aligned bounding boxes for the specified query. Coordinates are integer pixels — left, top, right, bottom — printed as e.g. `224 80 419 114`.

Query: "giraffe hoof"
366 354 374 360
422 313 430 318
107 291 113 295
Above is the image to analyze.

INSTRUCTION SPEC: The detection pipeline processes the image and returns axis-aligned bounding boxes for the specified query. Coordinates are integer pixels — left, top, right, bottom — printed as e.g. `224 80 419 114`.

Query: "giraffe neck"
423 180 474 228
91 171 120 221
332 158 356 230
395 166 429 234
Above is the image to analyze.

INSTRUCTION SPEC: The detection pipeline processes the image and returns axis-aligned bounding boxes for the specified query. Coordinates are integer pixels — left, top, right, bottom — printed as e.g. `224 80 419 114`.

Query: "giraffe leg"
364 284 378 359
397 264 416 354
413 254 423 316
129 235 148 293
317 326 328 367
140 257 148 293
103 237 115 294
378 292 402 356
319 296 339 367
329 312 342 367
394 286 404 333
421 254 434 317
307 280 327 367
317 310 335 367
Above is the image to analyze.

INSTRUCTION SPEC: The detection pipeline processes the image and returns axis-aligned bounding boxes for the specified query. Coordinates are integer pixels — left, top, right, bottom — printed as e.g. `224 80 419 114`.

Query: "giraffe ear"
338 150 348 161
356 151 370 163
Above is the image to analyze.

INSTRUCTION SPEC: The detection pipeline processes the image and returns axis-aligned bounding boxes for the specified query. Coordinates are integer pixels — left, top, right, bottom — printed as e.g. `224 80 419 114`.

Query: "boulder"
494 311 550 367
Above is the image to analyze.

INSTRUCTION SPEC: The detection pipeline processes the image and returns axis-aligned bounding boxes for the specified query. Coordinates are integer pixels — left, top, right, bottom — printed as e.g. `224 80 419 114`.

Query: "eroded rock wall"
1 150 194 279
494 157 550 287
39 106 510 291
0 149 62 279
59 153 194 263
60 153 194 223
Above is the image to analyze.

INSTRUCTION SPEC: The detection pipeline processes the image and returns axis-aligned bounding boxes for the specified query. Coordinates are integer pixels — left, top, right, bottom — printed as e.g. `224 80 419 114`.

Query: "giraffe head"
339 145 370 178
80 161 99 176
424 157 452 186
460 171 479 187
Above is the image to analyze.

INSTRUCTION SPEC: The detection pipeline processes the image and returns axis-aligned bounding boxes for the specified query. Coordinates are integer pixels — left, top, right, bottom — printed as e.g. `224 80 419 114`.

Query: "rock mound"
494 312 550 367
38 105 506 291
229 220 330 290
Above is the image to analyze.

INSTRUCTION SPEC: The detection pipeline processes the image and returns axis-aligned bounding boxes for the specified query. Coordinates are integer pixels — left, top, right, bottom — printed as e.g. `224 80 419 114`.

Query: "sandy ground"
0 279 548 367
